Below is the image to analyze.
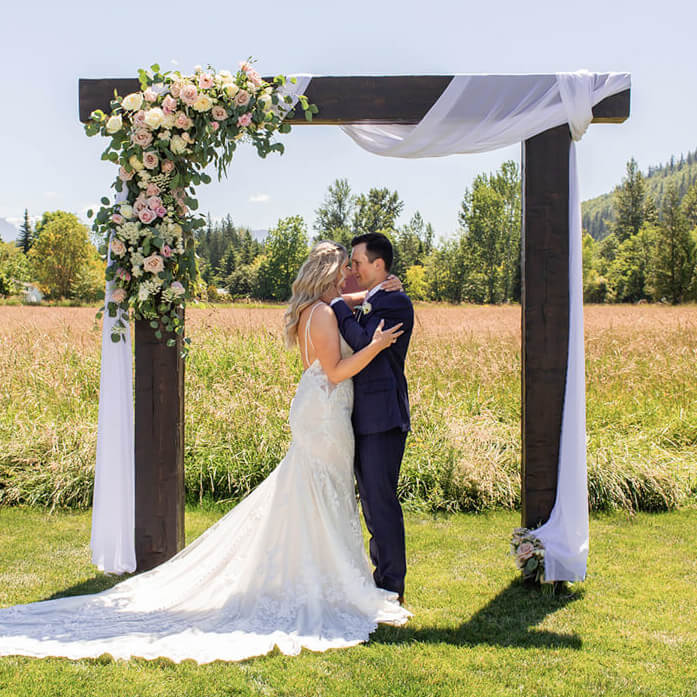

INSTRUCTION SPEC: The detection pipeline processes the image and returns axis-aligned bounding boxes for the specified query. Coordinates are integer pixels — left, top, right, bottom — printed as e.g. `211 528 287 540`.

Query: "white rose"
192 95 213 112
225 83 239 99
161 112 176 130
106 114 123 134
144 107 164 129
170 134 187 155
119 204 134 219
122 92 144 111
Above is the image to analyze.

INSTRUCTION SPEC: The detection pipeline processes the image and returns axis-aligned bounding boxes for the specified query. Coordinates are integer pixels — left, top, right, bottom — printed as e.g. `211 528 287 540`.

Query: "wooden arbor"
79 75 630 571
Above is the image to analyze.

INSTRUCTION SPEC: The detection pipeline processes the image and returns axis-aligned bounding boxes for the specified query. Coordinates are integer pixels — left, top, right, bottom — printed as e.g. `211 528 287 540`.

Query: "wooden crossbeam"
78 76 629 125
78 73 629 569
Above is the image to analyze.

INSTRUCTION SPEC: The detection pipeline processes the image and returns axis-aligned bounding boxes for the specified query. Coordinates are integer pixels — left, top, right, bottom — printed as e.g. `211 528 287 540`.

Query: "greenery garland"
84 60 317 355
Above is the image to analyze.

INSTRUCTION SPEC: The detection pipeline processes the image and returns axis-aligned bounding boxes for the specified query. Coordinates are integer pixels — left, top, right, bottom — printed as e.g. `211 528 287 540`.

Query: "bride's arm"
339 274 404 309
309 304 403 384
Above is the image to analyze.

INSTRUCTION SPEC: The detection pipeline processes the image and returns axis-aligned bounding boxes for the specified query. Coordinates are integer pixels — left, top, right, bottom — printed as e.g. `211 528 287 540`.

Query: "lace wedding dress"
0 303 410 663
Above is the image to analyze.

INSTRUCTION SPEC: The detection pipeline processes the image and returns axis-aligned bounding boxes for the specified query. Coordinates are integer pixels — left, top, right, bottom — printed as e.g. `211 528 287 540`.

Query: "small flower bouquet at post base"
510 527 546 584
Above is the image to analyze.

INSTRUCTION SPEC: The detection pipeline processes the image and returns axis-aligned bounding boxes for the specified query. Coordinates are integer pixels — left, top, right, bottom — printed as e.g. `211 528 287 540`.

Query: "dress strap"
304 301 322 365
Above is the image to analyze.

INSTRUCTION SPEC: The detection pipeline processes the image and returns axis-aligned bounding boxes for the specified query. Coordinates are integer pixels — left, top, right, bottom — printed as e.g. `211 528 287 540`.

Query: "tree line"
3 150 697 306
197 162 522 304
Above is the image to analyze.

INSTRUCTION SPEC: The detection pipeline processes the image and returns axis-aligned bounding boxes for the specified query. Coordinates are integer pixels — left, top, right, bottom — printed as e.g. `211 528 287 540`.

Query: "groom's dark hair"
351 232 393 272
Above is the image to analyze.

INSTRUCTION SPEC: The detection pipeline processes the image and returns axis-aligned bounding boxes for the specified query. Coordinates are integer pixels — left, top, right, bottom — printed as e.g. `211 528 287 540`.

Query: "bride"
0 240 411 664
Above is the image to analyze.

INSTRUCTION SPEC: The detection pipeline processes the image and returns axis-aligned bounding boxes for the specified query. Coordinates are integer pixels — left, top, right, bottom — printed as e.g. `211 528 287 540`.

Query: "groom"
329 232 414 604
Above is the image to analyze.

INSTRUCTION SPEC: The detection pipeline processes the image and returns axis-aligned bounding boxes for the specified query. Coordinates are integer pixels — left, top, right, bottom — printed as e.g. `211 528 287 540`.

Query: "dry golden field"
1 303 696 511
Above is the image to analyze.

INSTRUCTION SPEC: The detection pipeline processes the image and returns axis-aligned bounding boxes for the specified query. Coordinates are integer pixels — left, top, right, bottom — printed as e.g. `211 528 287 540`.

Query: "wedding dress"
0 303 410 663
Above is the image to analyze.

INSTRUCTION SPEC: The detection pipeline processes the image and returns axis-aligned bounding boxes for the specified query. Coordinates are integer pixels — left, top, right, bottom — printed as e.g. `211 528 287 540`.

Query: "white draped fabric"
91 187 136 574
341 70 631 581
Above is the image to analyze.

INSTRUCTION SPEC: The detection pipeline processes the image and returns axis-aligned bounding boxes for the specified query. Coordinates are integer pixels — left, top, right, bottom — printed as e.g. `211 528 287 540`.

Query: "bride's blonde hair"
284 240 348 348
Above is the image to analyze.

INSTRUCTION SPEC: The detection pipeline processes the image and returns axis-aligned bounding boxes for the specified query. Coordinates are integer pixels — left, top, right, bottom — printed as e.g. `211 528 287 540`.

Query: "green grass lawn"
0 506 695 696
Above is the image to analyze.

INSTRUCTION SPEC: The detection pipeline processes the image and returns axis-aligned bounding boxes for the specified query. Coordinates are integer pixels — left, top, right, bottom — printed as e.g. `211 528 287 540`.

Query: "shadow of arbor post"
372 579 584 650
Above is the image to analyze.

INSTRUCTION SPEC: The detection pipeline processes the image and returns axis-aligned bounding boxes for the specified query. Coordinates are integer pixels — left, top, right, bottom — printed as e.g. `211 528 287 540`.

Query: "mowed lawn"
0 505 695 697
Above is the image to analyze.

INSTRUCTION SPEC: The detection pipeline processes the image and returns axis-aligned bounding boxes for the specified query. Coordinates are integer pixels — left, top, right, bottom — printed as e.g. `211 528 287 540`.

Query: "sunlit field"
1 304 696 512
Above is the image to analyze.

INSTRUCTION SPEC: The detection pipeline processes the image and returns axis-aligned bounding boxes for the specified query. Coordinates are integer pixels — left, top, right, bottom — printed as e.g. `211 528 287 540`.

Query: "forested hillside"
582 148 697 240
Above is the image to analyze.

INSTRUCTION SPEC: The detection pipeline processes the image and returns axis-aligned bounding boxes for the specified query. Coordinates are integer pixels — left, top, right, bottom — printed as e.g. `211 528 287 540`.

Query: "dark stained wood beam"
521 124 571 528
78 76 630 125
134 315 185 571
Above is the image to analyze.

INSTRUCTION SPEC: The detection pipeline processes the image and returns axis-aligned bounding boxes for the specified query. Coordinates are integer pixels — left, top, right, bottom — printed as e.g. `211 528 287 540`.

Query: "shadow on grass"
44 573 137 601
372 579 584 649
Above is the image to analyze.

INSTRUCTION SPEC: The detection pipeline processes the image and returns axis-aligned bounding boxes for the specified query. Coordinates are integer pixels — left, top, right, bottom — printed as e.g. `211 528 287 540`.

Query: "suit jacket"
332 289 414 436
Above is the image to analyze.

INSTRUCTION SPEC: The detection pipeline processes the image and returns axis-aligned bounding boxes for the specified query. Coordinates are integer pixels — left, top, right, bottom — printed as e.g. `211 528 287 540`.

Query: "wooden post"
134 312 185 570
521 125 571 528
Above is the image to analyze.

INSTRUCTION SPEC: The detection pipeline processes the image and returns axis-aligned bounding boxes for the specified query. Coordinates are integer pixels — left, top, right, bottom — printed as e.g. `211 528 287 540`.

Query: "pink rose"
180 84 198 105
181 131 194 144
234 89 250 107
138 208 156 224
155 206 167 218
239 60 252 73
198 72 214 89
172 188 186 202
133 110 146 126
133 196 148 213
237 112 252 127
110 238 126 256
118 166 133 182
132 129 153 148
517 542 535 561
162 94 178 114
170 281 185 295
111 287 128 304
143 87 158 103
147 196 163 210
111 213 124 225
170 81 183 99
161 244 173 258
142 152 159 170
211 121 219 131
146 183 160 196
161 159 175 173
143 253 165 274
116 268 131 281
174 111 192 130
211 106 228 120
247 70 262 88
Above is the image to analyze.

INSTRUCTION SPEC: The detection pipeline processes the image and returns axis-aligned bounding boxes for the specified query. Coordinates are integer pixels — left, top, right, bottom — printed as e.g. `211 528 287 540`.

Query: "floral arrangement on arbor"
84 61 316 352
510 527 546 584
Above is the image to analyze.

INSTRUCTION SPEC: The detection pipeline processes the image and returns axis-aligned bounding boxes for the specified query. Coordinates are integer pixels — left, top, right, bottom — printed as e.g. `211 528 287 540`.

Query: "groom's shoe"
397 594 405 606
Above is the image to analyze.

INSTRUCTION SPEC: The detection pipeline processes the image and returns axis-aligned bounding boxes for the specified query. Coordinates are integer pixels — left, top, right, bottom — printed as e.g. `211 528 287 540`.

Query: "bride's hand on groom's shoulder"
383 274 403 293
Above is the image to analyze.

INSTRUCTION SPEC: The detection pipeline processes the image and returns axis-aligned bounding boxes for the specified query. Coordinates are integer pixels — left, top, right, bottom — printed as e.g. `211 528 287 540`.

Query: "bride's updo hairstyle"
284 240 348 348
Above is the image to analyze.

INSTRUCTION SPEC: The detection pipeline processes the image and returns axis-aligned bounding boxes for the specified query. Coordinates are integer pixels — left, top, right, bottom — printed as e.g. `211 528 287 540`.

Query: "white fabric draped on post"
91 77 313 574
342 69 630 582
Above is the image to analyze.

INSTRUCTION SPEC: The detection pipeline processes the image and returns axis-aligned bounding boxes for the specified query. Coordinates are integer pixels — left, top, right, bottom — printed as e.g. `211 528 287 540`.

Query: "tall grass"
1 304 696 512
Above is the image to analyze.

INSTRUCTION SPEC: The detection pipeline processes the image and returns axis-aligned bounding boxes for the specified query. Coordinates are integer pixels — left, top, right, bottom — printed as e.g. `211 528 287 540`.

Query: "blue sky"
0 0 692 242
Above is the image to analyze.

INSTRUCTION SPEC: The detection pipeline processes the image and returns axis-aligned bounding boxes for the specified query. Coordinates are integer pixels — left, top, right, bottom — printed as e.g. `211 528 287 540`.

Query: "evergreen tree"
313 178 355 247
613 158 646 242
651 186 694 303
682 182 697 229
16 209 33 254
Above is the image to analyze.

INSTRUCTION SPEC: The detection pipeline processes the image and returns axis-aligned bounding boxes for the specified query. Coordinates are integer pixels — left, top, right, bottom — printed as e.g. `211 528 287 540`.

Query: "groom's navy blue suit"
332 288 414 596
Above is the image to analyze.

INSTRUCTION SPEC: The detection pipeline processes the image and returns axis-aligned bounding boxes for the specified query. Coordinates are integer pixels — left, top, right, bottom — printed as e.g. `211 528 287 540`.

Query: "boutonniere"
356 301 372 316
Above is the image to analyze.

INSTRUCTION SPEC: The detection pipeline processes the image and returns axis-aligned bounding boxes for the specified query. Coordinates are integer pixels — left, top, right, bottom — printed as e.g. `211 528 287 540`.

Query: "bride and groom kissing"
0 232 415 663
